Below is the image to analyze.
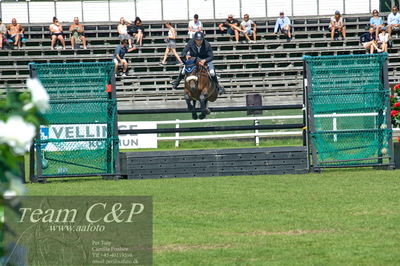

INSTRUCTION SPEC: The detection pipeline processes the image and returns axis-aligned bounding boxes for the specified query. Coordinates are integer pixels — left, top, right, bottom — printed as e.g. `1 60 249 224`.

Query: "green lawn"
27 168 400 265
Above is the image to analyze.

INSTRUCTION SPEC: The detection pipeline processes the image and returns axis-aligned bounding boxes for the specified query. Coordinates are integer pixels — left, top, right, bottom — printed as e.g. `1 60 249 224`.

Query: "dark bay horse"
183 58 218 119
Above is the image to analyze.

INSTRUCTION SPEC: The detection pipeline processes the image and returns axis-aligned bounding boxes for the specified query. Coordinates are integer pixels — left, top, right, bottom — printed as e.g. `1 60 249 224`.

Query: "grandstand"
1 13 399 109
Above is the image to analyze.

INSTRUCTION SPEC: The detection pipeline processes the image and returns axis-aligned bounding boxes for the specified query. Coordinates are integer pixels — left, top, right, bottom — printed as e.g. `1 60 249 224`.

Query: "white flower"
8 176 27 196
3 189 17 199
27 78 49 113
0 116 36 154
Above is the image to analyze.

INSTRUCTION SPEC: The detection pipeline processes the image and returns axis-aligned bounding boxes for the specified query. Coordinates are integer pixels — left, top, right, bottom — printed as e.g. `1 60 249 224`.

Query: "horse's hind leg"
199 94 208 120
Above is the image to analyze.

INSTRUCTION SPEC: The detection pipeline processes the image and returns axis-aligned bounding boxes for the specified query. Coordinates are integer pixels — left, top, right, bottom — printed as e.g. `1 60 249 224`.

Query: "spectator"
130 17 144 47
330 11 346 40
360 26 377 54
188 14 203 39
0 18 6 49
369 9 384 39
7 18 24 49
273 11 292 41
69 17 87 49
118 17 132 47
377 27 389 52
50 17 66 50
113 39 137 77
241 14 257 43
160 22 183 65
387 6 400 39
218 14 241 43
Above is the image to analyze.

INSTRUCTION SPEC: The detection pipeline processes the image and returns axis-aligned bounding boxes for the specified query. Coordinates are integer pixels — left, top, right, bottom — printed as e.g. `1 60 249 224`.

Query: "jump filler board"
123 147 309 179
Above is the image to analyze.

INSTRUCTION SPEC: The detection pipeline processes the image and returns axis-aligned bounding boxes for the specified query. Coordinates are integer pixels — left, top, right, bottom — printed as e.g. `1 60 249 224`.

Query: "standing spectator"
377 27 389 52
387 6 400 39
218 14 241 43
113 39 137 77
160 22 183 65
369 9 384 39
273 11 292 41
7 18 24 49
131 17 144 47
49 17 66 50
0 18 6 49
188 14 203 39
360 26 377 54
69 17 87 49
118 17 132 47
241 14 257 43
330 11 346 40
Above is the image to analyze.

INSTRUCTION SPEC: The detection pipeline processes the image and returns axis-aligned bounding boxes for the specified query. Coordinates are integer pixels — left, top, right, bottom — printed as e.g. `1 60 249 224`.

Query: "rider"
171 32 225 94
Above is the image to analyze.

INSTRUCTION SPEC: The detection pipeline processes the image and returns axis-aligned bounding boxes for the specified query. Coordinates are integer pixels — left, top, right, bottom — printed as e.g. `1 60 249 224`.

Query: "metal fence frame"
0 0 377 23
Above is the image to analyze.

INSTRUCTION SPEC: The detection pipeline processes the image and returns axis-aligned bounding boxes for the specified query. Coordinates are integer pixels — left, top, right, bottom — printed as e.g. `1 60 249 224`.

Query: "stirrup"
217 84 225 95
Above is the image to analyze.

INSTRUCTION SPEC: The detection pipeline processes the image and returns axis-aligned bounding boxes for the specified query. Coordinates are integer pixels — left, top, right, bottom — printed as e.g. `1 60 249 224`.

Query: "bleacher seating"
1 13 399 109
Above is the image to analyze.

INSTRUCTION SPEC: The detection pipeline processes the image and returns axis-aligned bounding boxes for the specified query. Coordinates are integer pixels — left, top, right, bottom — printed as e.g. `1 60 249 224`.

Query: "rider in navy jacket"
171 32 224 94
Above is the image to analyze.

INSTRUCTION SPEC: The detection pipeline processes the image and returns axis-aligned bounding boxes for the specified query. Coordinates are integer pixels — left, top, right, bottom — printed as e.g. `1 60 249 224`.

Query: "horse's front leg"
199 93 208 120
185 93 197 120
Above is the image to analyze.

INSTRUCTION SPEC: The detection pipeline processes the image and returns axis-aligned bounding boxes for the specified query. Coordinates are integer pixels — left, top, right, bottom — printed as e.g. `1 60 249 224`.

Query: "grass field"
27 168 400 265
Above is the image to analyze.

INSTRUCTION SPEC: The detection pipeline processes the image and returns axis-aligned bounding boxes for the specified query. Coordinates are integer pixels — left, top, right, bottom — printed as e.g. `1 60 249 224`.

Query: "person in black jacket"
171 32 224 94
360 26 378 54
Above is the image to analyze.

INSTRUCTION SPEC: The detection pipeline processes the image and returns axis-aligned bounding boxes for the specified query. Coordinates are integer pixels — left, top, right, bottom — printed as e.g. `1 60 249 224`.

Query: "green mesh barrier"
29 62 114 99
30 62 118 177
43 99 117 125
35 138 119 176
304 54 392 167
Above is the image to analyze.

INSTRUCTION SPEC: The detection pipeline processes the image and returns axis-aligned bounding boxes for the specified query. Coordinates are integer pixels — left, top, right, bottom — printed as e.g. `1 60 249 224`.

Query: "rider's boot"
172 73 185 89
211 75 225 95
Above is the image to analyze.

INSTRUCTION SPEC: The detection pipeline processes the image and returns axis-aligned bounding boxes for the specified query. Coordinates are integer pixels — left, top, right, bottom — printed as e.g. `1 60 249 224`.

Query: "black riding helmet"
194 31 204 40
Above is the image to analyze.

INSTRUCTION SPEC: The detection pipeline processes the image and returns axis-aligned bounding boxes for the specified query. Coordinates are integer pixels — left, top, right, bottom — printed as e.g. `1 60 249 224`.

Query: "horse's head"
184 57 198 90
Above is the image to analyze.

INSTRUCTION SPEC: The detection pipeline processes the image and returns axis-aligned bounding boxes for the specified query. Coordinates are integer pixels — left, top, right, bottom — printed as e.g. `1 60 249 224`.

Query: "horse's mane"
196 64 209 78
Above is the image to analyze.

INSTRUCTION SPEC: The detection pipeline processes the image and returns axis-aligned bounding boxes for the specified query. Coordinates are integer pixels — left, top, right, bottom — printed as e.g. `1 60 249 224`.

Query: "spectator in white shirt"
387 6 400 39
240 14 257 43
377 27 389 52
50 17 66 50
118 17 132 47
188 14 203 39
330 10 346 40
273 11 292 41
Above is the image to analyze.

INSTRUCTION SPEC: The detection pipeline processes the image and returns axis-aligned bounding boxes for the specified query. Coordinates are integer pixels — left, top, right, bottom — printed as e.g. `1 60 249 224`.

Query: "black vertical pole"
111 69 121 180
383 58 395 168
28 63 38 182
304 58 319 171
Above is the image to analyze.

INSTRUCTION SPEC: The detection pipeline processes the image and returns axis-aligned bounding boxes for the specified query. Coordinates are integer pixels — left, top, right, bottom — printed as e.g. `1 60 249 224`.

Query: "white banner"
40 122 157 151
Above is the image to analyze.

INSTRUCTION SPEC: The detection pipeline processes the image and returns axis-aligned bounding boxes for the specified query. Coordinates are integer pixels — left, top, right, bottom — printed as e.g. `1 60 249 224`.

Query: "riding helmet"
194 32 204 40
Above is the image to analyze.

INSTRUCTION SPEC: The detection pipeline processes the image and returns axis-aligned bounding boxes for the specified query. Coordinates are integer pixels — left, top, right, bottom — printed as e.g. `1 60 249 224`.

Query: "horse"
183 58 218 120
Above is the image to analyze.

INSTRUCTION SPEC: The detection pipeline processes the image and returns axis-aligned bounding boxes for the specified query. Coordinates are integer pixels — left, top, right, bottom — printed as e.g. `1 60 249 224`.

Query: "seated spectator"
50 17 66 50
330 11 346 40
387 6 400 39
130 17 144 47
7 18 24 49
188 14 203 39
0 18 6 49
273 11 292 41
118 17 132 47
161 22 183 65
369 9 384 39
113 39 137 77
218 14 241 43
377 27 389 52
360 27 377 54
241 14 257 43
69 17 87 49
